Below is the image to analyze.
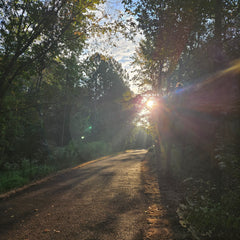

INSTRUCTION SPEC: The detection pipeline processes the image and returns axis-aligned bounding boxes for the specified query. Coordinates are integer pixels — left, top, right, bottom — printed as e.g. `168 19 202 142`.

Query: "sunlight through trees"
0 1 239 238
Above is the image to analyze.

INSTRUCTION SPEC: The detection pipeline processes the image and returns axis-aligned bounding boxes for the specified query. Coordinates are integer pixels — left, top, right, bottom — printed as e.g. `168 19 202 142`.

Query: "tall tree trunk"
61 72 72 146
213 0 225 69
214 0 222 42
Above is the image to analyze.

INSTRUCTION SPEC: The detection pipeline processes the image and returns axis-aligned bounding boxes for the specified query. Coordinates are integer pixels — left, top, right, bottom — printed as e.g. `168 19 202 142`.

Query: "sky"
86 0 142 86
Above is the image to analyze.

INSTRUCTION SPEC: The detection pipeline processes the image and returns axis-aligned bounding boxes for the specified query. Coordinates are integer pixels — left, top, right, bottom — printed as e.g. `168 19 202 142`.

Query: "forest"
0 0 240 239
0 0 152 191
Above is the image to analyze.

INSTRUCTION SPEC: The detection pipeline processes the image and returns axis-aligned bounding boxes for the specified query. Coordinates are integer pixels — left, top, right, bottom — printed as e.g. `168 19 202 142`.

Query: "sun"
146 99 155 108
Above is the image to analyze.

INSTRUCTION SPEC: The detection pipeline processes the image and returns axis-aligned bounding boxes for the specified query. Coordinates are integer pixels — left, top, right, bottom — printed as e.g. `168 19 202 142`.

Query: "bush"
0 171 28 193
0 140 113 194
177 178 240 240
77 141 112 160
51 140 112 169
0 159 56 194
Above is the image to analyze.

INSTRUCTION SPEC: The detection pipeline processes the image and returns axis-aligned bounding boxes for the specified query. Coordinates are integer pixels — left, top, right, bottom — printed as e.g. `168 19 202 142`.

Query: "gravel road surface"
0 150 148 240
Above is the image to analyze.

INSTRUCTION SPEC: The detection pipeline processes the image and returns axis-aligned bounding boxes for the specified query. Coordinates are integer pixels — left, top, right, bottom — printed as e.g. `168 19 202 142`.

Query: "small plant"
0 171 28 193
177 176 240 239
0 158 56 194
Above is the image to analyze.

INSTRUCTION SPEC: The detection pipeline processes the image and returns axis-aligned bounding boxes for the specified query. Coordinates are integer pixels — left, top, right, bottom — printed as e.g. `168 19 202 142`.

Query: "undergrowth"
0 140 113 194
0 162 55 193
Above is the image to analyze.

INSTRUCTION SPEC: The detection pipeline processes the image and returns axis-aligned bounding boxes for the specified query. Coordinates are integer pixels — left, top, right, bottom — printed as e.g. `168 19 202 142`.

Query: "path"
0 150 148 240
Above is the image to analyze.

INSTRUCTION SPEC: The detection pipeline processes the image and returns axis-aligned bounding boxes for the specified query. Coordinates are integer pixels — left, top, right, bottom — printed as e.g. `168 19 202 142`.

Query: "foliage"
51 140 112 169
0 45 135 192
0 138 114 194
124 0 239 92
0 0 136 193
177 175 240 239
79 53 134 148
122 0 240 239
125 126 153 149
0 0 105 102
0 0 104 169
0 159 55 193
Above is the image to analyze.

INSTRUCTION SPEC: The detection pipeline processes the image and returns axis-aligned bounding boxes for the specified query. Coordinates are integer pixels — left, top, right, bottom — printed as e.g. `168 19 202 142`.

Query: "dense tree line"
0 0 102 167
122 0 240 239
0 0 151 193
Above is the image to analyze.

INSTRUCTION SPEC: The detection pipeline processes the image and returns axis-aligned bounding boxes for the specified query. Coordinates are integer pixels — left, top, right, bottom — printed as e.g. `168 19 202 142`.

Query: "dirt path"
0 150 148 240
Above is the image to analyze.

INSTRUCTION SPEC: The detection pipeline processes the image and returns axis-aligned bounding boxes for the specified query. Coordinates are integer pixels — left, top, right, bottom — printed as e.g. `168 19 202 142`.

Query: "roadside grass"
0 164 55 194
0 140 125 194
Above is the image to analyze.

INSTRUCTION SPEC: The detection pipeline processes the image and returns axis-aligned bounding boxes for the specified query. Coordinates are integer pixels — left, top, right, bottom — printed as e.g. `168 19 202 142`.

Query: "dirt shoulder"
141 151 192 240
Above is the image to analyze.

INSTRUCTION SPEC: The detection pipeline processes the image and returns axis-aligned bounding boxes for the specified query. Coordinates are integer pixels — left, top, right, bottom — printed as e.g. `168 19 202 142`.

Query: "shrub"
0 159 56 194
177 178 240 240
51 140 112 169
0 171 28 193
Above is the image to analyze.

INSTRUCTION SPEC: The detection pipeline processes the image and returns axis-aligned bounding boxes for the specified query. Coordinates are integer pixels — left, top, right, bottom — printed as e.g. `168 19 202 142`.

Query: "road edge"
0 152 122 200
141 150 174 240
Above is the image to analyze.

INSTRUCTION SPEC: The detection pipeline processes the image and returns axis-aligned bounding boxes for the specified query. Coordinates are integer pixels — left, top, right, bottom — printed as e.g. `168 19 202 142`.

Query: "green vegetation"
0 0 152 193
1 1 239 238
0 140 112 193
0 160 55 193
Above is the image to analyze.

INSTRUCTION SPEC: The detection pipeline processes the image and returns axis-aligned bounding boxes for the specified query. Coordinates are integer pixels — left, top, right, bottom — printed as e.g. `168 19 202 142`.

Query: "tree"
0 0 105 169
123 0 240 173
123 1 240 238
0 0 103 105
0 0 136 173
40 54 86 147
78 53 133 150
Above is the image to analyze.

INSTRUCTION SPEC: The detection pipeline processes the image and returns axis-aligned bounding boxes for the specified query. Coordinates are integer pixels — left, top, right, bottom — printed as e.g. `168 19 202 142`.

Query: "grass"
0 140 121 194
0 164 56 194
